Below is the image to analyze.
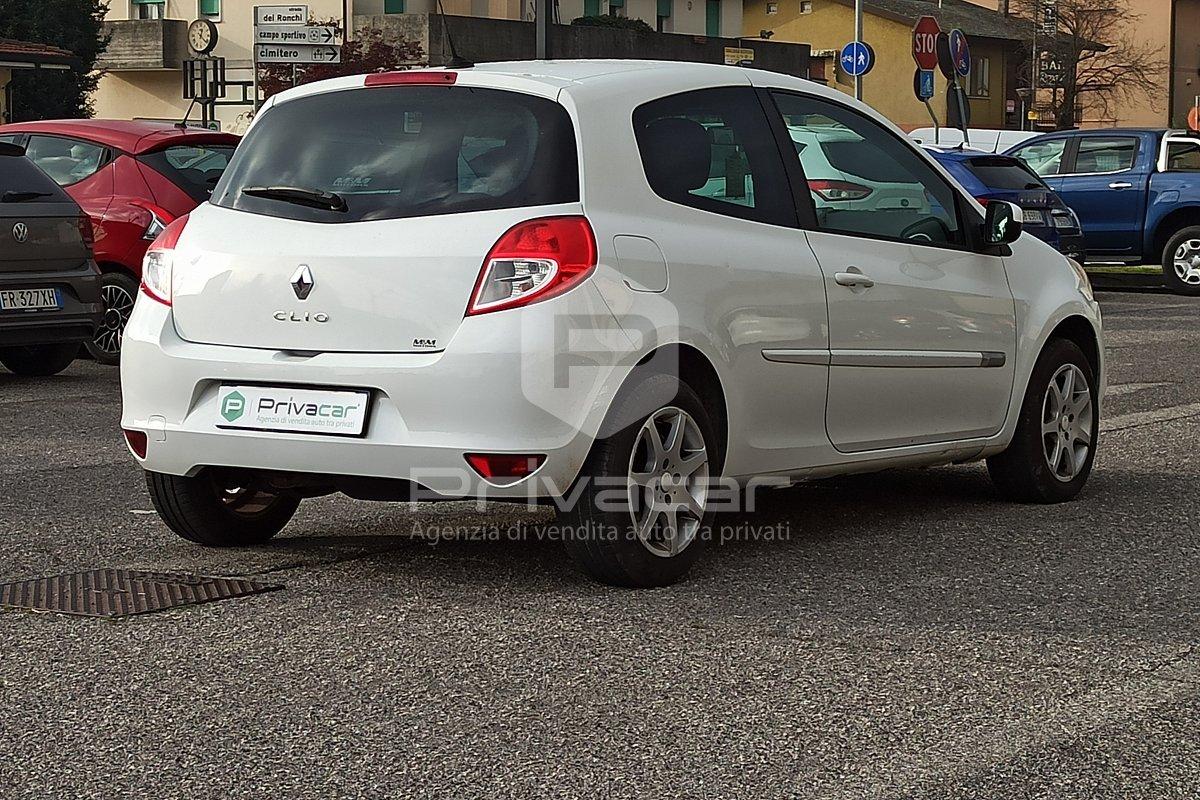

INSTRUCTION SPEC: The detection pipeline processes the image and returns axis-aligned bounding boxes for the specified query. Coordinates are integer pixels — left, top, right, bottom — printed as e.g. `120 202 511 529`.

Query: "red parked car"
0 120 238 364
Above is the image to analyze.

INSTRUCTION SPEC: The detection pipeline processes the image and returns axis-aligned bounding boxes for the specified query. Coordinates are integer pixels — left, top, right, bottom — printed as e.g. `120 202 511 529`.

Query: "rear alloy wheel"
1161 227 1200 296
86 271 139 365
146 470 300 546
560 372 718 588
988 337 1098 503
0 342 79 376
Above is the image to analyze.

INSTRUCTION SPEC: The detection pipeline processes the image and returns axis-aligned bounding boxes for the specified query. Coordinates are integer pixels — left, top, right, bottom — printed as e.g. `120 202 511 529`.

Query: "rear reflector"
465 453 546 484
364 71 457 86
123 429 148 459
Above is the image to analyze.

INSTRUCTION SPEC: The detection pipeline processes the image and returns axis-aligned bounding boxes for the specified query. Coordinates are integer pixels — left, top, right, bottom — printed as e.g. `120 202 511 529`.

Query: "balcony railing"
97 19 189 71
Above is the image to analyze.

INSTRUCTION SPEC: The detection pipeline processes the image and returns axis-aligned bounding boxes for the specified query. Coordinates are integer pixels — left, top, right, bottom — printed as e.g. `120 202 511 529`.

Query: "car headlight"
1067 257 1094 302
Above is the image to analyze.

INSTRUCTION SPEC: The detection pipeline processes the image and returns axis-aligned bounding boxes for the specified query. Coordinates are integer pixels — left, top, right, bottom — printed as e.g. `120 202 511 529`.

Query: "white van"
909 127 1040 154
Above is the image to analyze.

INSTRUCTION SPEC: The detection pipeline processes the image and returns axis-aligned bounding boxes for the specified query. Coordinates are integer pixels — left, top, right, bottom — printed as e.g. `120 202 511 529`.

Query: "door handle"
835 270 875 289
1109 181 1133 190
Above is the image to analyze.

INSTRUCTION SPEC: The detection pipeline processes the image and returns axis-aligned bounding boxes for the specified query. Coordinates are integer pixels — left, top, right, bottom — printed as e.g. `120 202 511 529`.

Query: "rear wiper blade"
241 185 347 212
1 190 52 203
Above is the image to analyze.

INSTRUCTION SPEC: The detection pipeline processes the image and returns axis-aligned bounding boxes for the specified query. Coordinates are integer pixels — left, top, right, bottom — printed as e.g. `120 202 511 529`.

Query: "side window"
1011 139 1067 176
24 135 106 186
1166 139 1200 171
633 87 795 227
771 91 963 247
1073 137 1138 174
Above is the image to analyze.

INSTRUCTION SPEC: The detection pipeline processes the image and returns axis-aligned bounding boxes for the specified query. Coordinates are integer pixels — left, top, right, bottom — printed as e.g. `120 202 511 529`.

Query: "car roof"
924 147 1016 162
262 59 837 109
0 119 239 154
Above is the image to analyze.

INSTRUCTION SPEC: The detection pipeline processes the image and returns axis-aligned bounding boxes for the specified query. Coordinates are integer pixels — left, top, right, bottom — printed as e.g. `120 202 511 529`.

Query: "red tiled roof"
0 38 75 65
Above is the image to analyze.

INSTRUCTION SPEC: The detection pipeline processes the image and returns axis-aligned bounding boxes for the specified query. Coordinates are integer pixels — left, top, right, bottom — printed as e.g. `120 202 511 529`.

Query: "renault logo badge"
12 222 28 243
291 264 314 300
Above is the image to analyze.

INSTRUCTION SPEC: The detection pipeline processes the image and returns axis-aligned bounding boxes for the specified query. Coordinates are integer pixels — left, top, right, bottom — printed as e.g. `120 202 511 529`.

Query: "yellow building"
744 0 1030 131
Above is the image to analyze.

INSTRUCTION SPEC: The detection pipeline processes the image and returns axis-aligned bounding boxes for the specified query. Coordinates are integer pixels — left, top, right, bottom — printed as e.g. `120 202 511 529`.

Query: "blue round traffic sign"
840 41 875 78
949 29 971 77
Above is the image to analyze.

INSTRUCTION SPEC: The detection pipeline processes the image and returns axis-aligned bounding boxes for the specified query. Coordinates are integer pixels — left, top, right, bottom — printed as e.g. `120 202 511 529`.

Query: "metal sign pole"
252 43 260 112
854 0 863 101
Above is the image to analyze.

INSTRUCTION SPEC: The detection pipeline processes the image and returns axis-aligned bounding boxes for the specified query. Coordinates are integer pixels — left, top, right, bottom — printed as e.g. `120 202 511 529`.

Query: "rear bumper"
0 262 102 347
119 285 634 500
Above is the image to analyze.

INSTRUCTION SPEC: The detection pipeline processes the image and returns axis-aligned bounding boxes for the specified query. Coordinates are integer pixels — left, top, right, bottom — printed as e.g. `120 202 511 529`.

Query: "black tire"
146 469 300 546
1160 226 1200 296
85 270 139 366
559 371 720 588
988 338 1098 503
0 342 79 376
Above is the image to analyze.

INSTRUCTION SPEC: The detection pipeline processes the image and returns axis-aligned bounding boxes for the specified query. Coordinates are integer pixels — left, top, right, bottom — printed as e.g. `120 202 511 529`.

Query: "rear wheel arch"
626 343 729 473
1151 207 1200 259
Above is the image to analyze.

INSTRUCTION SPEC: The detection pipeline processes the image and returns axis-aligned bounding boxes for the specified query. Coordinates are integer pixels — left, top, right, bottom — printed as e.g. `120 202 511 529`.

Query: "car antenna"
435 0 475 69
175 98 198 130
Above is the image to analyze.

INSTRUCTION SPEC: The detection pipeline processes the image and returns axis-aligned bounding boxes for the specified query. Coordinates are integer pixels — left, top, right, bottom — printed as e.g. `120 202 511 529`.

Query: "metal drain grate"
0 569 282 618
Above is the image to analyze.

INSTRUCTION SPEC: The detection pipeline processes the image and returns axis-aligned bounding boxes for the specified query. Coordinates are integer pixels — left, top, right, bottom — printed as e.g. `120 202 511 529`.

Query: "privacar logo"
221 391 246 422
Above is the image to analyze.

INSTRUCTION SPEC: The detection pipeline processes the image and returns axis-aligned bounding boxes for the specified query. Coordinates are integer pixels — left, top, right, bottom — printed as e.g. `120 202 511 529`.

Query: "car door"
1052 135 1147 256
23 134 115 230
768 90 1017 453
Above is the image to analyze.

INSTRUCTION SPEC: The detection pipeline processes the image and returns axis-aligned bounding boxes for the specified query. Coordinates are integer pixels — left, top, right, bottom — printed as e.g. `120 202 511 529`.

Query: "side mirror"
983 200 1023 246
0 142 26 158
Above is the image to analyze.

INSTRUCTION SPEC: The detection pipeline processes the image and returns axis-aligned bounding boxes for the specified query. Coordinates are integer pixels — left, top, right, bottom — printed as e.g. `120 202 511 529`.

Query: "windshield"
212 85 579 223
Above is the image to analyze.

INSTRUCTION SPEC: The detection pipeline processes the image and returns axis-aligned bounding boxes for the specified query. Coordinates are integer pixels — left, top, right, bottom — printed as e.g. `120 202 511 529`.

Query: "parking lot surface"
1 290 1198 799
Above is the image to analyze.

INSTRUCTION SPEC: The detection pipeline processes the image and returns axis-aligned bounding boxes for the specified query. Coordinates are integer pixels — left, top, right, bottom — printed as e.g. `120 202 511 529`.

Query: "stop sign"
912 15 941 71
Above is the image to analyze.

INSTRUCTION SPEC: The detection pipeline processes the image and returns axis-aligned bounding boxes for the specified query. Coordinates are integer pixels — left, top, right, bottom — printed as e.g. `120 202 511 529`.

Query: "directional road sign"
255 44 341 63
840 41 875 78
255 25 337 45
255 5 309 25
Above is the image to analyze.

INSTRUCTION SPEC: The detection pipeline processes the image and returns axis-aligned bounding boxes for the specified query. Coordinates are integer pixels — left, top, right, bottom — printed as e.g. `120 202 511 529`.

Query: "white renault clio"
121 61 1103 587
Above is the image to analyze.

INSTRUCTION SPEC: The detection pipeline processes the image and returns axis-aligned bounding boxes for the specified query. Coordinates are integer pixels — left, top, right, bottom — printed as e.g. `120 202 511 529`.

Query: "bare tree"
1011 0 1165 129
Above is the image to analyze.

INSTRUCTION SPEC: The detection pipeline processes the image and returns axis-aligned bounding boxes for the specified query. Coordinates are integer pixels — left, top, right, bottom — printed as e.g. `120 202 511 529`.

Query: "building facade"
743 0 1028 131
966 0 1200 129
0 38 76 123
93 0 744 132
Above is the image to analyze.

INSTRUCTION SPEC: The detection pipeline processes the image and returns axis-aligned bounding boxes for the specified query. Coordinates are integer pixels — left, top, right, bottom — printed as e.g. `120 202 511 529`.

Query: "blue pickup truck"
1007 129 1200 294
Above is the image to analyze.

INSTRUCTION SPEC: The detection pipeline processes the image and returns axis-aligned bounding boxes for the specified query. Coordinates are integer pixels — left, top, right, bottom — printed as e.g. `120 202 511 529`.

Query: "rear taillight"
465 453 545 484
467 216 597 315
808 180 873 201
77 216 94 249
974 197 992 206
140 213 190 307
364 71 456 86
131 199 176 241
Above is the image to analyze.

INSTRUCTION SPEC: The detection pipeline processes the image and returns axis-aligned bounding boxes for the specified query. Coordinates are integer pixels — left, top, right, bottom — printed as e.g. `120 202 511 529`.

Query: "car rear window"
0 151 73 202
963 157 1045 190
140 143 237 203
212 86 579 223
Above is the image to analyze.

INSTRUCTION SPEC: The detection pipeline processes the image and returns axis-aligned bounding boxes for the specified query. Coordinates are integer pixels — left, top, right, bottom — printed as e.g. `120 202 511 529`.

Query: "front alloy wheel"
1041 363 1094 482
988 337 1098 503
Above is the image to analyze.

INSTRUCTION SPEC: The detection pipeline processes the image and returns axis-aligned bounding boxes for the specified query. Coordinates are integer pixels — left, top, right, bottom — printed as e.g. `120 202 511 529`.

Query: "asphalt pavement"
1 289 1198 799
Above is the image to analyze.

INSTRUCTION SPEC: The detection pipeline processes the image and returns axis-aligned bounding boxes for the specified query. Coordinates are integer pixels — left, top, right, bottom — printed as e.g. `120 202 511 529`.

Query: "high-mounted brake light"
808 179 873 202
140 213 190 307
467 216 598 315
364 71 457 86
